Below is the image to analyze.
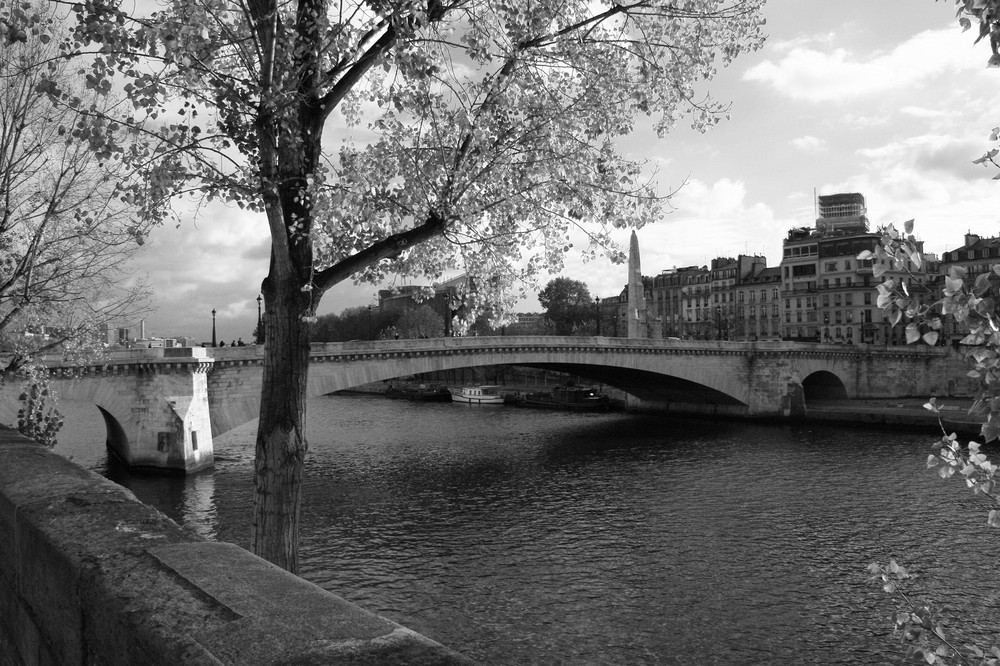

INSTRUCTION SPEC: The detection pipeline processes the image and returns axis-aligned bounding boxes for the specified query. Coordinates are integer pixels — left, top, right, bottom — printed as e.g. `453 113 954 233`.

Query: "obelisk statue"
627 230 646 338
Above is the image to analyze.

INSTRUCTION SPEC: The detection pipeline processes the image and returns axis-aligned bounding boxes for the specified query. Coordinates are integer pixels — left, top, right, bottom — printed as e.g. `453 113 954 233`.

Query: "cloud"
857 134 986 182
130 203 270 341
743 29 973 102
791 135 828 152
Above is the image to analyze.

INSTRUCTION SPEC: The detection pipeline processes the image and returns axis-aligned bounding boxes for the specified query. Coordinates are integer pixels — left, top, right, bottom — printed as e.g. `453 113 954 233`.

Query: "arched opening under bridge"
802 371 848 403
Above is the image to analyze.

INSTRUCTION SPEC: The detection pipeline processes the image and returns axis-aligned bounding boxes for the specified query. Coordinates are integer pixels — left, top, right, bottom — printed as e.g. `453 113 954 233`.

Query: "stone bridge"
0 337 973 473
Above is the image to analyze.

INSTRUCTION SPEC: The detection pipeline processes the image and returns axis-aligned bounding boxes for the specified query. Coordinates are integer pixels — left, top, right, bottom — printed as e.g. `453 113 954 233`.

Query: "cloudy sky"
131 0 1000 343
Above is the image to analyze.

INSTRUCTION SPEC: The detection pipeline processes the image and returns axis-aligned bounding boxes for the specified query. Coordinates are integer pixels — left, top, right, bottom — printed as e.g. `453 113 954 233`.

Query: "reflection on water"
52 394 1000 665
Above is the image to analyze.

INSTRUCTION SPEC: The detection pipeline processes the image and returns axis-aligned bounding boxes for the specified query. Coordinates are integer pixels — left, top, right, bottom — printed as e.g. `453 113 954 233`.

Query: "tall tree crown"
17 0 764 322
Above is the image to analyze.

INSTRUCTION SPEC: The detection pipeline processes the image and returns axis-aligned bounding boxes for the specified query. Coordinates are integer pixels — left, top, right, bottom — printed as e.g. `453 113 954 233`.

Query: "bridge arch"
96 405 130 459
801 370 849 402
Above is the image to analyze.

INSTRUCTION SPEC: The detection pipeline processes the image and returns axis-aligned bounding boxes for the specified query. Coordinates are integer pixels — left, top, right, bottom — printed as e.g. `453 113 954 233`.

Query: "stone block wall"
0 428 472 665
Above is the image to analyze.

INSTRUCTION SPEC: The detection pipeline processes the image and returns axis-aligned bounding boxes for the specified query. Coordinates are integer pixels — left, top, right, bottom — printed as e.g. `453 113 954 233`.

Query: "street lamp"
595 296 601 335
367 304 372 339
256 295 263 344
211 308 217 347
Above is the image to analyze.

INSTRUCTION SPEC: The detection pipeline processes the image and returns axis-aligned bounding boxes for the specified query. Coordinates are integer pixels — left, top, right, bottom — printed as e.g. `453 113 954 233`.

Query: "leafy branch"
867 559 999 666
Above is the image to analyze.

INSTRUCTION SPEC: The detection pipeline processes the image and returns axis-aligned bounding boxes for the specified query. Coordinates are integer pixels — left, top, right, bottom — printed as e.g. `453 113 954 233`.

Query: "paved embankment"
803 398 983 439
0 427 473 665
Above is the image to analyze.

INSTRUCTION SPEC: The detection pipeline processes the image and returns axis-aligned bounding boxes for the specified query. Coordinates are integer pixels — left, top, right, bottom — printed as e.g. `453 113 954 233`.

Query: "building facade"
779 193 931 345
610 191 939 346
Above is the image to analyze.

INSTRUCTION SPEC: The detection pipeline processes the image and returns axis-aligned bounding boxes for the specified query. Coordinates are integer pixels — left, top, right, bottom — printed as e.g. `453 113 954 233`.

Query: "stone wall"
0 428 472 665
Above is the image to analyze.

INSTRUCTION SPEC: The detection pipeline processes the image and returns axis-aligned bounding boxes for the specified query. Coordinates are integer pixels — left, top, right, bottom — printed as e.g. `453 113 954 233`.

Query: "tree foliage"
395 304 444 338
866 221 1000 664
10 0 765 571
946 0 1000 175
538 277 593 335
0 6 152 379
16 367 62 448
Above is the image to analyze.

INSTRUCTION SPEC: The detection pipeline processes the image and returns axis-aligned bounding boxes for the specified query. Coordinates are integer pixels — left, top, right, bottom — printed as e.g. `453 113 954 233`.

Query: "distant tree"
538 278 594 335
312 305 393 341
396 305 444 338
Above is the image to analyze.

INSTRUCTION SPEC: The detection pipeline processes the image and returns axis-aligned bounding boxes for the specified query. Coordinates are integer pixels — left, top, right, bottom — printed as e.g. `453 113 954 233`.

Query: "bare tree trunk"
250 271 311 573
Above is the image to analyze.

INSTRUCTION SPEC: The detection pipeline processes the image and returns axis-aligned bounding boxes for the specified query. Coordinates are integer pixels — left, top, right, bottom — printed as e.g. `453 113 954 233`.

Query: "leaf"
922 331 939 346
906 322 921 344
975 272 993 295
904 219 914 234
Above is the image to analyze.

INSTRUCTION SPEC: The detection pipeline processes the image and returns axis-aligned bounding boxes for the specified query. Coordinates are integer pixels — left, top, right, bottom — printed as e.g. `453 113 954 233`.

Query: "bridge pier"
44 348 217 473
105 349 216 473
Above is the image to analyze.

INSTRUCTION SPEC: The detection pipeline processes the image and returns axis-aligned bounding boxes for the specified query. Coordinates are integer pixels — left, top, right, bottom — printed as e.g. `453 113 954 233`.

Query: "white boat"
450 385 505 405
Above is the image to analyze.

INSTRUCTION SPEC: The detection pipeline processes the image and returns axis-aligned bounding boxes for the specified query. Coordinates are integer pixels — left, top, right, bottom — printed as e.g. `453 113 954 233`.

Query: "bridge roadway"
0 336 974 473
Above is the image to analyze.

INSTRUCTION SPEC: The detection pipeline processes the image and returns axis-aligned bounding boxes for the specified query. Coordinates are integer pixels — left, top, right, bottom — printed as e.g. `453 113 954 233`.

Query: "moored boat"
449 385 506 405
385 383 452 402
509 386 611 411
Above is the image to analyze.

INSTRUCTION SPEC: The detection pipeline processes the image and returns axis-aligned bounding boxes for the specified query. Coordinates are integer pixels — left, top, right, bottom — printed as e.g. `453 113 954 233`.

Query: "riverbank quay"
0 427 473 665
802 398 985 440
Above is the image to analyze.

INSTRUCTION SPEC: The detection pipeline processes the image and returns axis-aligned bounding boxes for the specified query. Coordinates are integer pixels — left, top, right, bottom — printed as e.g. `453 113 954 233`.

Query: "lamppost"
256 295 263 344
595 296 601 335
367 304 372 339
211 308 217 347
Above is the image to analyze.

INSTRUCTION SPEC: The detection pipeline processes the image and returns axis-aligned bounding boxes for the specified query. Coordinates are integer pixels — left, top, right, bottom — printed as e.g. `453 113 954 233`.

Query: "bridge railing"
34 336 957 369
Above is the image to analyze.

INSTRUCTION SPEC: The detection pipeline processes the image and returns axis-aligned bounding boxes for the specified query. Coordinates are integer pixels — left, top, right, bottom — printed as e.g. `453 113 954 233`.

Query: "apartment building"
938 232 1000 344
779 193 931 344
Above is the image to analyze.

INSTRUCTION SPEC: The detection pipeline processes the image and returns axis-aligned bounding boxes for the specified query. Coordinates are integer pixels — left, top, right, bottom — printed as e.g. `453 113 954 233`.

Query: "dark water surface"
54 395 1000 665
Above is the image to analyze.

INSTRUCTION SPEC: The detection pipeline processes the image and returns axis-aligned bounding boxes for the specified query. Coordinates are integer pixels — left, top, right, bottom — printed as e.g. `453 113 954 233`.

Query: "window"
760 290 766 302
835 277 841 287
844 260 852 270
157 432 172 453
772 288 779 300
845 293 853 305
864 292 872 305
191 432 199 451
796 297 802 308
825 261 838 272
822 294 830 307
772 304 779 316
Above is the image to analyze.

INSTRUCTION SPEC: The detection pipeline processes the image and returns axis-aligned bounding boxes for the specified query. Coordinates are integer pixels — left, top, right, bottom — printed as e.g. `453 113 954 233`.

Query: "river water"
54 394 1000 665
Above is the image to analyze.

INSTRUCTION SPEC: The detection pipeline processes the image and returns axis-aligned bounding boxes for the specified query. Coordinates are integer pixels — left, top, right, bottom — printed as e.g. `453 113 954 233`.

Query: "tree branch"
313 211 448 293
